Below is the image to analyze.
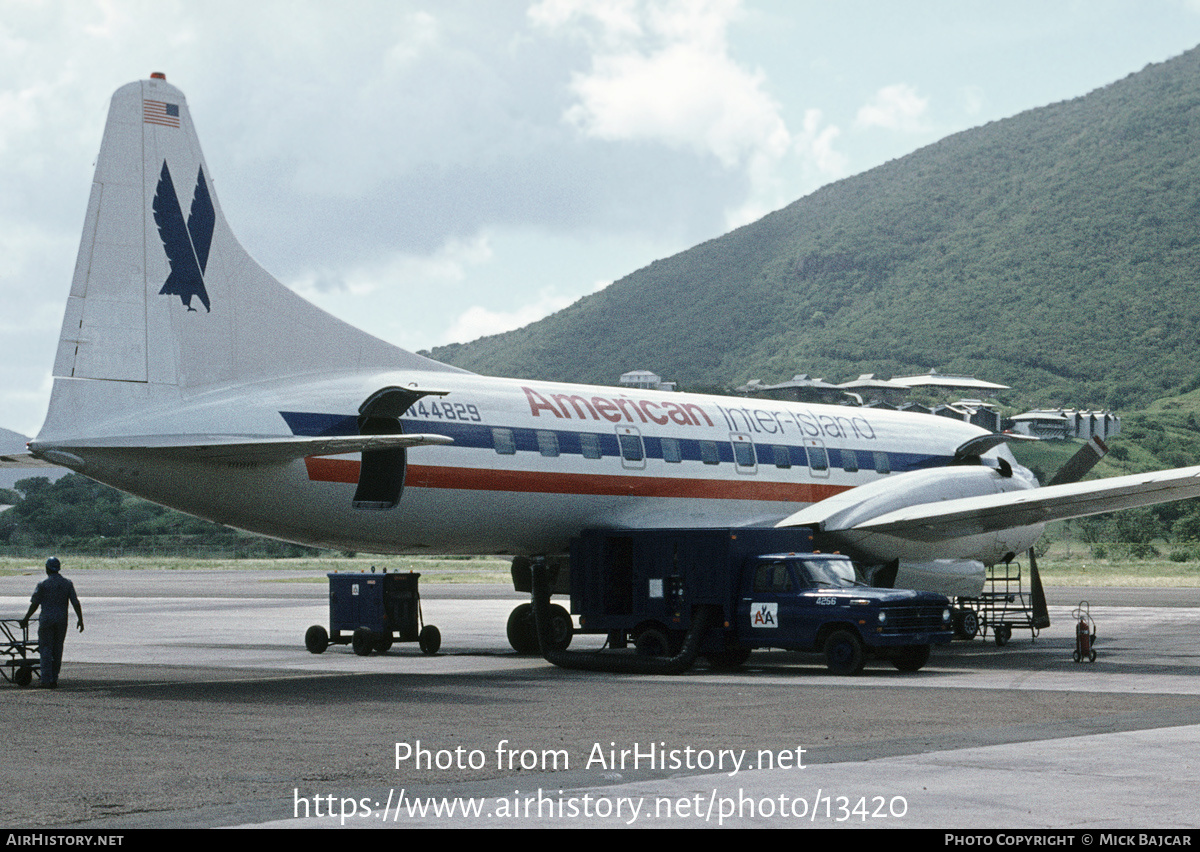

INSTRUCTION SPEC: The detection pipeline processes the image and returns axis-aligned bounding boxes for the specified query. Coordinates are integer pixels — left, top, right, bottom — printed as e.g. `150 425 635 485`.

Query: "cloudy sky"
4 0 1200 437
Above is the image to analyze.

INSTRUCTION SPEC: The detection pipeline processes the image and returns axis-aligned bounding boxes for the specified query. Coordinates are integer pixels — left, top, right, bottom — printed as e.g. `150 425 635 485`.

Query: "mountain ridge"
430 46 1200 412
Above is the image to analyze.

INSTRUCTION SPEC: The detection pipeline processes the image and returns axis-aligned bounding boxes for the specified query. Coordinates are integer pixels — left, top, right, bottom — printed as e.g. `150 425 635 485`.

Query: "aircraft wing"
840 465 1200 543
28 433 453 466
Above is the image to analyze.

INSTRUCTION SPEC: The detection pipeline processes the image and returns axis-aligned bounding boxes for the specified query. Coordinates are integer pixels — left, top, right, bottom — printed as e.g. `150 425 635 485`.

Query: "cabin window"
699 440 720 465
841 449 859 473
772 446 791 469
873 451 891 474
661 437 682 463
580 433 602 459
536 430 559 457
809 446 828 471
733 438 755 468
492 428 516 455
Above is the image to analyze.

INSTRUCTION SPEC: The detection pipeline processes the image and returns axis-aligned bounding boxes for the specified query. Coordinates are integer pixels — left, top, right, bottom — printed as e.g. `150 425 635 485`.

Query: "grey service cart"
305 570 440 656
0 619 39 686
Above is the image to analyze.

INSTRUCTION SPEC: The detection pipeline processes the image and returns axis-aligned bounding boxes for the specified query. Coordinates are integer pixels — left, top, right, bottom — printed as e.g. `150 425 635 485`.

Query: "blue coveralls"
30 574 80 686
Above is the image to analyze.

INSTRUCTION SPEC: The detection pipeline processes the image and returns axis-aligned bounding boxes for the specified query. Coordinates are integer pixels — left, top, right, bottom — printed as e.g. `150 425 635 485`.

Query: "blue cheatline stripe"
278 410 950 473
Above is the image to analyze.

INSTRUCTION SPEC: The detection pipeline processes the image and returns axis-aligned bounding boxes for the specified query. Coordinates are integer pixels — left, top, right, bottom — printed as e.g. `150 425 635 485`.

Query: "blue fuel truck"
533 527 952 675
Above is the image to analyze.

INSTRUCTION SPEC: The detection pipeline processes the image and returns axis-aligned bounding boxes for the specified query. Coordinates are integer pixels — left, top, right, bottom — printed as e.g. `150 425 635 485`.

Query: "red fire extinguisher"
1072 601 1096 663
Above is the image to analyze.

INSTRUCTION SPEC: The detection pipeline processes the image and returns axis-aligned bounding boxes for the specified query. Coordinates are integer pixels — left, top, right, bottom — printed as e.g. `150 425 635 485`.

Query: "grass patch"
3 549 1196 588
1024 538 1200 586
1033 556 1200 587
0 555 513 584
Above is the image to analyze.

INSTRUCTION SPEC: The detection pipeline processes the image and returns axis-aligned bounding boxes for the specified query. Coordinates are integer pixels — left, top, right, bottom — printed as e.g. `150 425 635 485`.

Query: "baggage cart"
304 570 440 656
0 619 39 686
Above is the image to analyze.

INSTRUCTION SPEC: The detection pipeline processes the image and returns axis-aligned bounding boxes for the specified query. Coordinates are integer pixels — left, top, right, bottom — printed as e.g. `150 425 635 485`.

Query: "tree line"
0 474 321 557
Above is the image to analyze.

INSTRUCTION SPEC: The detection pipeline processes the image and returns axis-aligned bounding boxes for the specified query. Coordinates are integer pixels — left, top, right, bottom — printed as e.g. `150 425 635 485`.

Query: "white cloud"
290 233 494 301
564 44 788 169
543 0 786 168
795 108 847 183
532 0 812 229
444 289 579 343
529 0 645 43
855 83 930 132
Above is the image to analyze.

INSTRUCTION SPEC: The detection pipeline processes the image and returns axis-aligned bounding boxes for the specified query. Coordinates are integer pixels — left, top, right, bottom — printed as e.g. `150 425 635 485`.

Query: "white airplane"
14 76 1200 615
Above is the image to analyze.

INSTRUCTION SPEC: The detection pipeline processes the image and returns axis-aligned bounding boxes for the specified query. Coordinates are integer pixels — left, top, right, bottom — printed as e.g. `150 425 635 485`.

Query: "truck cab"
738 553 953 673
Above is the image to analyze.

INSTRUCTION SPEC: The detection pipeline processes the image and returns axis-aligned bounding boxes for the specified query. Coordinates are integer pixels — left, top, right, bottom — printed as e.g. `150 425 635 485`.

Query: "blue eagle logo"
152 162 214 312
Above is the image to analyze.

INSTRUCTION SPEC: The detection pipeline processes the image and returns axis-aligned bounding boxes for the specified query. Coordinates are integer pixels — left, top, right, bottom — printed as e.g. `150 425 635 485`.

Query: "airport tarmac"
1 568 1199 829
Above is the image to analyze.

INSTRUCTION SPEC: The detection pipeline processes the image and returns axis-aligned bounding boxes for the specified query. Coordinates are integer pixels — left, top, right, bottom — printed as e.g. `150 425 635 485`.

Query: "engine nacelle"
894 559 986 597
778 464 1044 592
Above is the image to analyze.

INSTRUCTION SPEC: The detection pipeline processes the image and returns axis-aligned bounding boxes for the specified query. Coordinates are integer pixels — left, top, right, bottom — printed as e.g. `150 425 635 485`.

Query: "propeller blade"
1028 548 1050 630
1046 436 1109 487
1030 436 1107 629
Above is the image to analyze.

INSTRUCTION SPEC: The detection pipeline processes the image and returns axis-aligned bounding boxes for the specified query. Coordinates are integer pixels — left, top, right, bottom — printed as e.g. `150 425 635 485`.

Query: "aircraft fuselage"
38 367 1040 562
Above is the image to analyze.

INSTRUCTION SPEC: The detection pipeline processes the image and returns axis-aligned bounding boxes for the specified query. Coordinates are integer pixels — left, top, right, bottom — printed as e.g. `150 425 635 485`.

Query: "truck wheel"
304 625 329 654
823 630 865 675
374 632 394 653
419 625 441 655
955 608 979 640
891 644 931 672
352 627 374 656
634 625 672 658
506 604 539 654
704 648 751 671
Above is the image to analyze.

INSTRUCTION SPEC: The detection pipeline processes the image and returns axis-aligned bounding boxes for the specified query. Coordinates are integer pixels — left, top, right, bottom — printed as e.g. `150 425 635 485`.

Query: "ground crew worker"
19 557 84 689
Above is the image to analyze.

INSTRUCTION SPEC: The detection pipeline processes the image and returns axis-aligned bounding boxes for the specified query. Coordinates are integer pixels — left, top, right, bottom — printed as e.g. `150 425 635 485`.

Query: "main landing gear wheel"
506 602 572 653
544 604 573 651
823 629 865 675
507 604 538 654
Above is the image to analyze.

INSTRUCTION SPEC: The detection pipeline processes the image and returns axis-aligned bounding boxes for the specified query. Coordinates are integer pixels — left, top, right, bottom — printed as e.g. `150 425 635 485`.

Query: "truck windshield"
797 559 863 588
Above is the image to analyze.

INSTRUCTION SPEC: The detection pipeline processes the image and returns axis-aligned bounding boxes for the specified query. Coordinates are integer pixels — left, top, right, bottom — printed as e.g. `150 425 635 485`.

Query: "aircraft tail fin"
42 75 459 439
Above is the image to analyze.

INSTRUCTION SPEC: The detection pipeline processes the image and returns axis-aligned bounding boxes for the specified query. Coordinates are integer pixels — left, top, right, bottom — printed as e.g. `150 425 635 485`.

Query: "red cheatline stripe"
304 457 848 503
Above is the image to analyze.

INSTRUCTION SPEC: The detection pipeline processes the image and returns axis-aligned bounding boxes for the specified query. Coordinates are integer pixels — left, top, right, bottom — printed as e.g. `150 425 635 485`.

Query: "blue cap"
45 557 60 573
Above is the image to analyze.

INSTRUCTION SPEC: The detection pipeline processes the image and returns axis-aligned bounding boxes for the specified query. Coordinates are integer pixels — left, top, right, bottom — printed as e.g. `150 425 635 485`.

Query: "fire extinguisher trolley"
1072 601 1097 663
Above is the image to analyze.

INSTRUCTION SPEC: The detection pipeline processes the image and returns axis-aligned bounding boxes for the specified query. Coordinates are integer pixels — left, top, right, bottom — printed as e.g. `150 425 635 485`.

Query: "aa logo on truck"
751 602 778 628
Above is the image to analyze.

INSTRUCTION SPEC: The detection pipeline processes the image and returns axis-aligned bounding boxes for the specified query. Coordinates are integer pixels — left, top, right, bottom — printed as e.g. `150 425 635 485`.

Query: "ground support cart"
956 561 1040 646
0 619 40 686
304 571 440 656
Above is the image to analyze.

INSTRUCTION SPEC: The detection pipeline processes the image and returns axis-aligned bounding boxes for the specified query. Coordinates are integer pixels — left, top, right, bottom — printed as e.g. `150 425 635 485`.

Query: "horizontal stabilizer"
0 452 60 469
29 433 452 465
852 464 1200 542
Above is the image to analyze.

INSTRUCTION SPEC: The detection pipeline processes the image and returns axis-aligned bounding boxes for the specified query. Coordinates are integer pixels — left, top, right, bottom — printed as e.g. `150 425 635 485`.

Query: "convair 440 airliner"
16 76 1200 615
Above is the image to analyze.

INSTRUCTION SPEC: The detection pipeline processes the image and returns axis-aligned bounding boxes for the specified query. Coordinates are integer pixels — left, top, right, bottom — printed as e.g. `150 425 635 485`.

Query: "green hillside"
430 46 1200 413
